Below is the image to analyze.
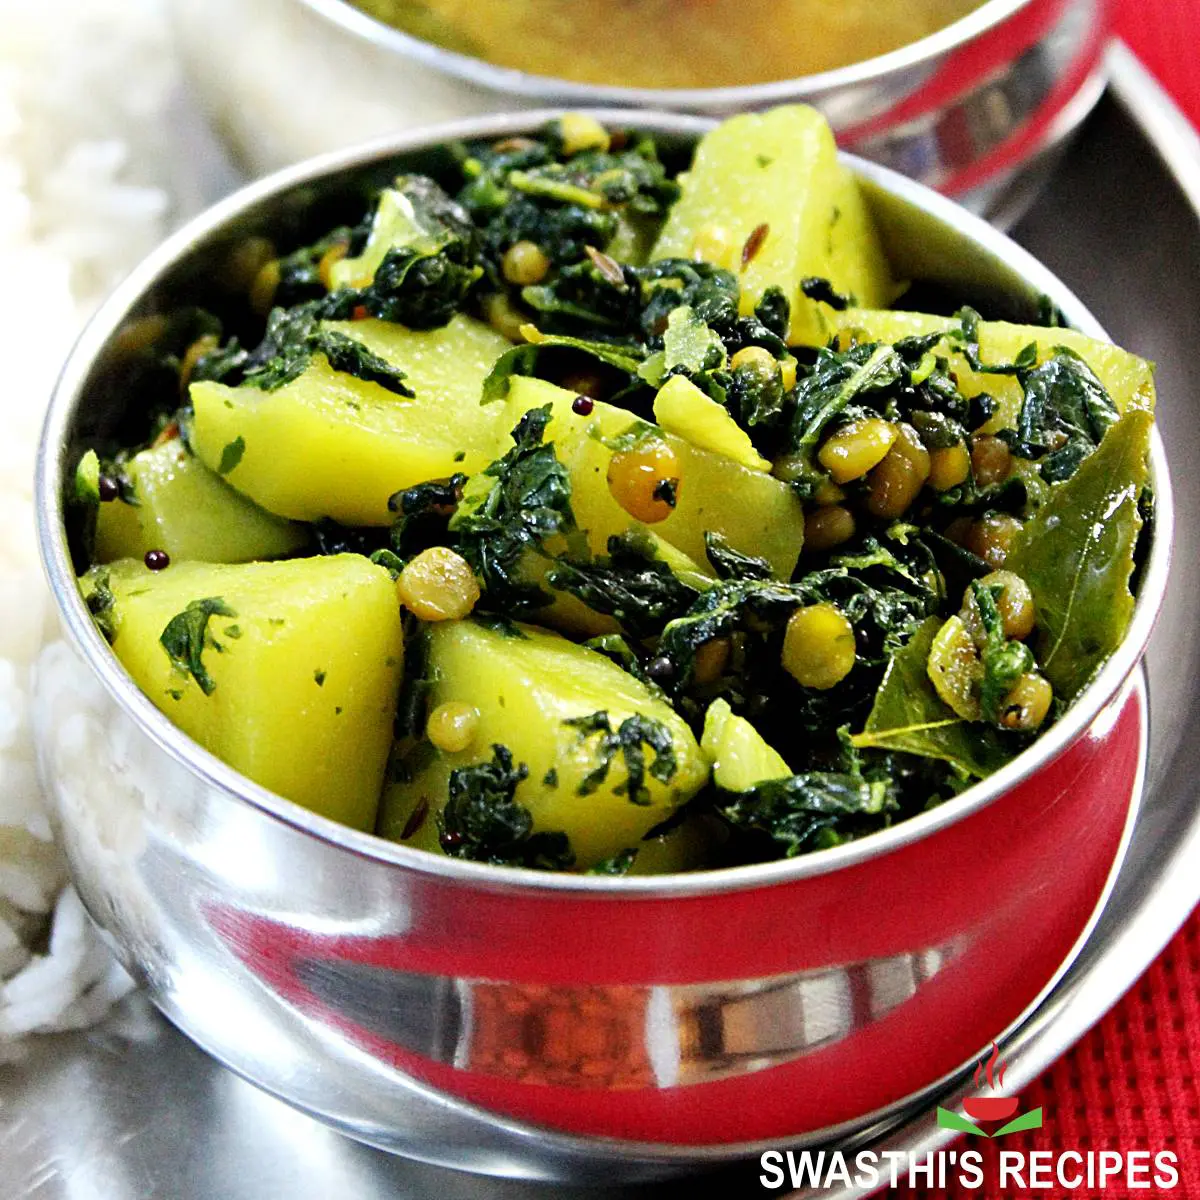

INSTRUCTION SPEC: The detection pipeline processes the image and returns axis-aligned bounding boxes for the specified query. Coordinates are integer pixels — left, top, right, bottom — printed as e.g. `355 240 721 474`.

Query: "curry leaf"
1005 407 1152 701
851 617 1013 777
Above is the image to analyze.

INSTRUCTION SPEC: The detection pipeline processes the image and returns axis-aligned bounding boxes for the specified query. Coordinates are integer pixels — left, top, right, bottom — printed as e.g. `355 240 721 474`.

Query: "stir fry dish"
72 106 1157 874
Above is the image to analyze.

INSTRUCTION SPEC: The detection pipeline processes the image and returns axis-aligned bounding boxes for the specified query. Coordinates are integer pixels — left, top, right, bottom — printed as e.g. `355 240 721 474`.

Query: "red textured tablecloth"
898 6 1200 1196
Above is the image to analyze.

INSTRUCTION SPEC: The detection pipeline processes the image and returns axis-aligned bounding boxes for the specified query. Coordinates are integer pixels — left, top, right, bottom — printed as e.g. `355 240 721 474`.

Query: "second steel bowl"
170 0 1110 224
32 110 1170 1181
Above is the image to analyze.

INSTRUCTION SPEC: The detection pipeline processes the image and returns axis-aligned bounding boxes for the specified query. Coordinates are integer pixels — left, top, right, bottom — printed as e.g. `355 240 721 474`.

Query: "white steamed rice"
0 0 178 1041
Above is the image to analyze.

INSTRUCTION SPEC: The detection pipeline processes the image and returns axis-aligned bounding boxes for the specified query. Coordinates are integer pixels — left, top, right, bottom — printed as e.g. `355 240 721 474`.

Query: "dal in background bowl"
171 0 1110 225
32 111 1169 1182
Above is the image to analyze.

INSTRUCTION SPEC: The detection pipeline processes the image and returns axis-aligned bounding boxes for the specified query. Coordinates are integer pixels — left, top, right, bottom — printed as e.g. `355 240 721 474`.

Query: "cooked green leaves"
85 570 117 644
193 301 416 396
160 596 238 696
458 129 679 279
588 848 639 875
547 530 700 638
387 474 467 562
334 175 483 328
481 331 646 406
564 710 678 805
973 581 1036 724
85 112 1160 875
451 405 576 614
439 744 574 869
717 770 891 856
800 277 854 311
637 304 727 388
314 331 415 396
656 533 937 700
74 449 102 505
217 437 246 476
704 532 773 582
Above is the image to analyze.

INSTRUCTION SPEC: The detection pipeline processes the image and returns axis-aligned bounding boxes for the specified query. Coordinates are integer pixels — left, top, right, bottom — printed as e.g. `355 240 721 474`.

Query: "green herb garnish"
160 597 237 696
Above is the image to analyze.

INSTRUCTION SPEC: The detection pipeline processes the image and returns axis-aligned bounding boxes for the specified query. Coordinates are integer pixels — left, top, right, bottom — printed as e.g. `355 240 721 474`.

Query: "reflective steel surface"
22 98 1174 1185
172 0 1108 219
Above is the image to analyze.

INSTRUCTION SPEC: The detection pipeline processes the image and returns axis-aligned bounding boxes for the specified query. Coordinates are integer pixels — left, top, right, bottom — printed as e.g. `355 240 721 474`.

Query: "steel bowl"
32 110 1170 1182
170 0 1110 225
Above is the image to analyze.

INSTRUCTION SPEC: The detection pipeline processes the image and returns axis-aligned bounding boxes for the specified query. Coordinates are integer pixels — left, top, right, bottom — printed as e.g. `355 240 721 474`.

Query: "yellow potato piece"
507 377 805 579
378 618 710 868
701 698 792 792
653 375 771 472
190 314 512 525
623 815 722 875
833 309 1156 430
83 555 404 831
651 105 895 347
94 440 307 565
826 168 898 329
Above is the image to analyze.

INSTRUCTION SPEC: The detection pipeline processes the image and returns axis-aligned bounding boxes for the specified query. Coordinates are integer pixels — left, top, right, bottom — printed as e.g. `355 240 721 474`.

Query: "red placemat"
893 7 1200 1196
1116 0 1200 126
894 920 1200 1197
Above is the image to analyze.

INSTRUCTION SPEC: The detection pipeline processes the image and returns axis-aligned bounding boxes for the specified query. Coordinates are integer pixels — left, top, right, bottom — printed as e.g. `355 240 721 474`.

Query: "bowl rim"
35 107 1174 899
292 0 1035 109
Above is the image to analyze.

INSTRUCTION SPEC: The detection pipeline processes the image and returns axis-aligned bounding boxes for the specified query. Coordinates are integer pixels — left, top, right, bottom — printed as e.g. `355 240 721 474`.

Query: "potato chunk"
191 314 512 525
651 105 895 347
506 377 805 578
82 555 403 830
378 618 709 868
653 375 771 472
701 698 791 792
94 439 308 565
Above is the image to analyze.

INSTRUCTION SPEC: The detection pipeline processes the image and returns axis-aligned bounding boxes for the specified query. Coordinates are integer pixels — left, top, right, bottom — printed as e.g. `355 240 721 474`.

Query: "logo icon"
937 1043 1043 1138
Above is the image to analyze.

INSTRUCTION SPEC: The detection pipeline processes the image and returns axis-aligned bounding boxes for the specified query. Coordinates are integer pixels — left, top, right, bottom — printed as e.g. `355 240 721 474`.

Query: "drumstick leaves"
716 764 894 857
439 744 575 869
451 405 577 615
160 596 238 696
